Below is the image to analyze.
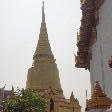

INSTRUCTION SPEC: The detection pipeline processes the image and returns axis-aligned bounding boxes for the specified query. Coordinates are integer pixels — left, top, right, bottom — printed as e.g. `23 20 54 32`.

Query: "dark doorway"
50 98 54 112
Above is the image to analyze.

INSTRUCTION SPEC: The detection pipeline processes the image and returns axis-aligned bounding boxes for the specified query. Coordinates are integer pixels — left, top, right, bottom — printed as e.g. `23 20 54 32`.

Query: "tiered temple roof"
86 81 112 111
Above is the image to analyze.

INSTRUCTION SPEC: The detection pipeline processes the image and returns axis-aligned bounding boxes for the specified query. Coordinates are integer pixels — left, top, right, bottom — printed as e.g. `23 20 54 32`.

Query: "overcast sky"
0 0 91 110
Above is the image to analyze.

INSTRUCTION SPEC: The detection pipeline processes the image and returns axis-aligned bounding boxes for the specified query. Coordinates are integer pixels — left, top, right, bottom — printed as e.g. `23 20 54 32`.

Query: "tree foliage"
1 88 47 112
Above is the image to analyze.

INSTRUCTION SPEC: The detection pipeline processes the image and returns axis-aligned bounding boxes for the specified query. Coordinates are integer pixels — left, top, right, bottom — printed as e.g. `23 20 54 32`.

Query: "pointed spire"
70 91 81 110
33 2 55 66
42 1 45 22
86 81 112 111
70 92 77 103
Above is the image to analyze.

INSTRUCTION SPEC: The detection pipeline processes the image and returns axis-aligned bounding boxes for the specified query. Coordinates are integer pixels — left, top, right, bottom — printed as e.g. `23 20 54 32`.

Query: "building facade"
75 0 112 98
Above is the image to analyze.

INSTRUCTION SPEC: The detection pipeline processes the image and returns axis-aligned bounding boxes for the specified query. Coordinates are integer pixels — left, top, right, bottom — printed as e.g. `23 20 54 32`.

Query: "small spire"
3 84 6 89
86 89 87 99
70 92 77 103
42 1 45 22
12 86 14 92
71 91 73 96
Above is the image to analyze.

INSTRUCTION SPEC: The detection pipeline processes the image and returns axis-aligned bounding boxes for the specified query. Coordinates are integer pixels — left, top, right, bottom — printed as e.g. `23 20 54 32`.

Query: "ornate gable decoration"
75 0 104 70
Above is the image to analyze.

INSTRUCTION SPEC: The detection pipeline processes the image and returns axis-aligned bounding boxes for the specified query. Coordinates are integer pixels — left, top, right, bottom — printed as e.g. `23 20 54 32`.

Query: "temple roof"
86 81 112 111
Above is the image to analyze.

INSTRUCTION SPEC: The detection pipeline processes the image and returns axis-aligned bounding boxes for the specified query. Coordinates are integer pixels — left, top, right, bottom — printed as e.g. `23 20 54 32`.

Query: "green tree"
1 88 47 112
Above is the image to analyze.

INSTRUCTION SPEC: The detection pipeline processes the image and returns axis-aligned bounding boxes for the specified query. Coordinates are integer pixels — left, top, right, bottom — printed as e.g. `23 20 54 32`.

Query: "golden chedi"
26 2 62 92
26 2 81 112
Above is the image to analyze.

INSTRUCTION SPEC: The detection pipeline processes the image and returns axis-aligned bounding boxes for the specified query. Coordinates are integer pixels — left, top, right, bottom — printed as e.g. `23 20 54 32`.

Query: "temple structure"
75 0 112 98
0 86 12 102
0 86 12 111
85 81 112 112
26 2 81 112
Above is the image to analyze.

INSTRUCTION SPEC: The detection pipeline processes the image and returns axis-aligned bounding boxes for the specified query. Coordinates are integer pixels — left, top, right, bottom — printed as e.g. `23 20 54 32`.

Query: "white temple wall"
90 0 112 98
